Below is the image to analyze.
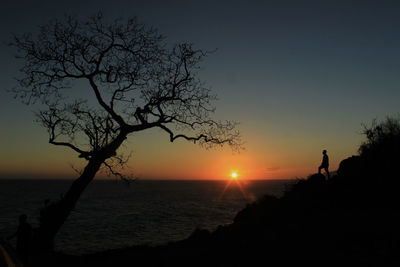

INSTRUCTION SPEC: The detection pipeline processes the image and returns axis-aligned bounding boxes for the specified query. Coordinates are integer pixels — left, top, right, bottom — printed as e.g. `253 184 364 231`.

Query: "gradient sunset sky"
1 0 400 180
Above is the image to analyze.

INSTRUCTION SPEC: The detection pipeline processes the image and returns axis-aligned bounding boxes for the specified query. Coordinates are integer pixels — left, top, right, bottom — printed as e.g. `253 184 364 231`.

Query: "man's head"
323 150 327 155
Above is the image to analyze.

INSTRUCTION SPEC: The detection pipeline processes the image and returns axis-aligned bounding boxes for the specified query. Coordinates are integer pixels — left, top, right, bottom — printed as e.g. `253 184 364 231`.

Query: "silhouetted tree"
10 13 241 252
357 115 400 186
359 116 400 159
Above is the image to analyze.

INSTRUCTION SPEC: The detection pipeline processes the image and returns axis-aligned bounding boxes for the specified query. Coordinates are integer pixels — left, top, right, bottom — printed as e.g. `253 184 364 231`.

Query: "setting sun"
231 172 238 179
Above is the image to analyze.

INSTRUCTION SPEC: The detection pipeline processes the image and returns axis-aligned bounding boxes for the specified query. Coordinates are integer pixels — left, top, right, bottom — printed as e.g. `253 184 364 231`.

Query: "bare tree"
10 14 241 251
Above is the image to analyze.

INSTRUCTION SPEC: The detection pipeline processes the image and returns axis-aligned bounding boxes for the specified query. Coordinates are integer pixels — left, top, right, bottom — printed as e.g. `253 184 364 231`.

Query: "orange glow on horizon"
0 127 342 180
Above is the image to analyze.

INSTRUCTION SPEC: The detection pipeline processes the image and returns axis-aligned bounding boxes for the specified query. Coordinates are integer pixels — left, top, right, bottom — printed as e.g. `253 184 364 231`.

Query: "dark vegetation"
37 116 400 266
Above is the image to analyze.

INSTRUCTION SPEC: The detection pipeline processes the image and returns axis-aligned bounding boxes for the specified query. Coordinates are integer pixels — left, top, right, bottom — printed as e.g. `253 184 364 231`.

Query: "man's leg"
325 167 330 179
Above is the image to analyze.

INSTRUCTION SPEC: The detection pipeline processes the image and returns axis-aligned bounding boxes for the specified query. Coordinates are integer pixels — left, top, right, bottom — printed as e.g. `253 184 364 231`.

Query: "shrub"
359 116 400 161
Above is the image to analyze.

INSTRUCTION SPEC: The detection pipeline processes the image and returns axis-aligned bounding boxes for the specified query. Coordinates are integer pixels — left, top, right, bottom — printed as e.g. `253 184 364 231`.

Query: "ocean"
0 179 294 255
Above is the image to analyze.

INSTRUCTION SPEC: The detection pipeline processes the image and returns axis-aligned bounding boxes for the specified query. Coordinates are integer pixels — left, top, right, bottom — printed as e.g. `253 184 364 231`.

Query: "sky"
1 0 400 180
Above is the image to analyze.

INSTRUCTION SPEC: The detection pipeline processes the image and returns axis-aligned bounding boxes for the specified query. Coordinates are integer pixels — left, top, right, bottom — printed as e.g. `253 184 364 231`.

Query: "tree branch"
158 123 241 149
49 140 91 159
87 77 127 126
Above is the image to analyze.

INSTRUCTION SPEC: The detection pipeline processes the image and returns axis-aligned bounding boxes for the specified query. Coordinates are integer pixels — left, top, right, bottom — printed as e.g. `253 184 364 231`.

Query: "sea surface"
0 179 294 255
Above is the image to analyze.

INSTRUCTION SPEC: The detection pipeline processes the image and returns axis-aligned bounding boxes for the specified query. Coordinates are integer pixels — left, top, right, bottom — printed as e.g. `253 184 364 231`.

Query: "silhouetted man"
318 150 330 179
8 214 32 264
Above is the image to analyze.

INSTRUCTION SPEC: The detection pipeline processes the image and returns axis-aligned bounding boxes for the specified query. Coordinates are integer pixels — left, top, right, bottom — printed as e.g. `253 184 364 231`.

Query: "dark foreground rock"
37 153 400 266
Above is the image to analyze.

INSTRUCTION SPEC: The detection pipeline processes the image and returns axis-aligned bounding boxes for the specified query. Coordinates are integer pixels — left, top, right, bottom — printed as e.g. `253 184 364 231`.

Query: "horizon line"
0 176 298 181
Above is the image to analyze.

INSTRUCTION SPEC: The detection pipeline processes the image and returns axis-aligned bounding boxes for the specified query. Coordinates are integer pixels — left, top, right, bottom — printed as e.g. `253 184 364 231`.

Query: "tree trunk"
35 158 103 252
32 133 127 256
